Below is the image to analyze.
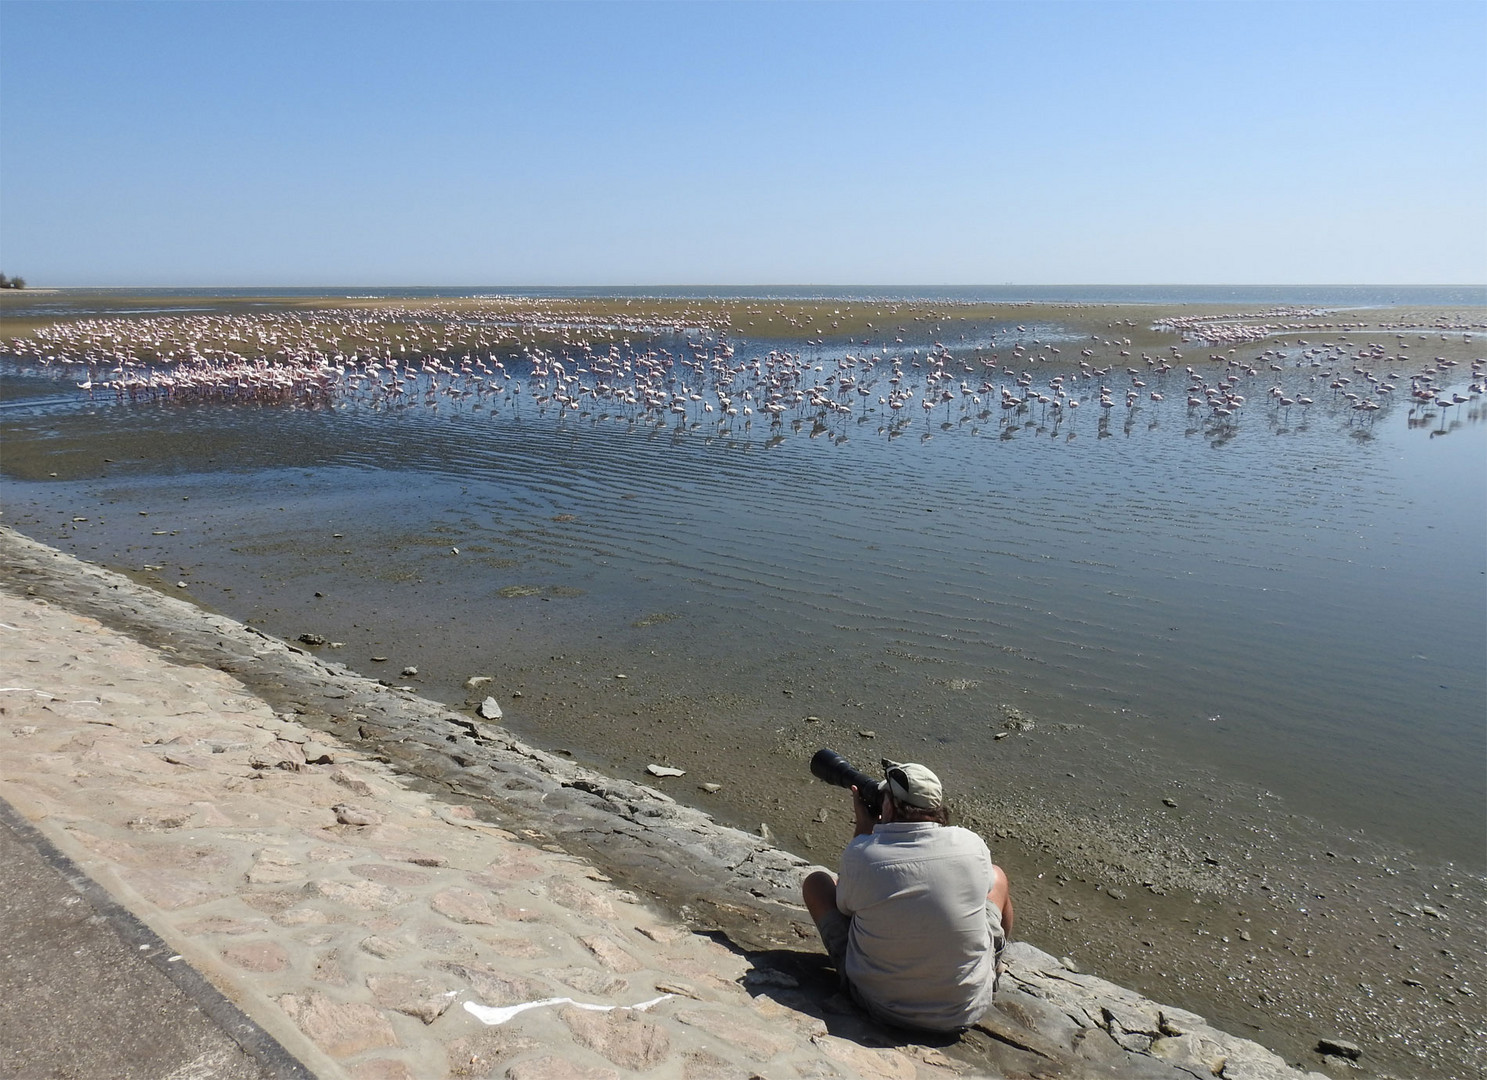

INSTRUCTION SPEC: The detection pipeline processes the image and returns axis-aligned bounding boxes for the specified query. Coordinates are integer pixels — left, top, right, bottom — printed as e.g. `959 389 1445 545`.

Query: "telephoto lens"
810 748 884 818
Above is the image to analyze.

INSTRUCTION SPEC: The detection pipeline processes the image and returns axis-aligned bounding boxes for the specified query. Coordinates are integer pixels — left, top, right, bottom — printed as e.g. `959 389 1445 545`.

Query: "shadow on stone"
707 935 929 1041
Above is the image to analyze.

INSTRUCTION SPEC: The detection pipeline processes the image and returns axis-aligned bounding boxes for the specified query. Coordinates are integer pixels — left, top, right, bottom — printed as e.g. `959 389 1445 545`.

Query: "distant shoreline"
3 283 1484 308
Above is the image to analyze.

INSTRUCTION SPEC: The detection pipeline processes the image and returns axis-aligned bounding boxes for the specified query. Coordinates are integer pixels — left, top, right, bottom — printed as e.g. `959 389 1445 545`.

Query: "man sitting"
802 759 1015 1034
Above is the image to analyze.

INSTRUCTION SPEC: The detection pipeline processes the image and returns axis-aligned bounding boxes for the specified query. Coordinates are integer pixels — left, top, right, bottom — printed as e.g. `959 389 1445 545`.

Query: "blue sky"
1 1 1482 287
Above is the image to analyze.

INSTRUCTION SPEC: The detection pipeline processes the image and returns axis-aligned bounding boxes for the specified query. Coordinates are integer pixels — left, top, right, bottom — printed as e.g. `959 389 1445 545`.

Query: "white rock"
646 764 685 777
333 803 382 827
479 697 503 720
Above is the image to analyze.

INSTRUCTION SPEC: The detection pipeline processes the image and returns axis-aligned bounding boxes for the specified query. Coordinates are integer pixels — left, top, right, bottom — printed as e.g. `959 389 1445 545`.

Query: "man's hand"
850 785 880 836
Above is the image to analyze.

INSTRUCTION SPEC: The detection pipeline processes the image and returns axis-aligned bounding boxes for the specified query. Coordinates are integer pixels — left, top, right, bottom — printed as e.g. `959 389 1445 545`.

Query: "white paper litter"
463 993 673 1026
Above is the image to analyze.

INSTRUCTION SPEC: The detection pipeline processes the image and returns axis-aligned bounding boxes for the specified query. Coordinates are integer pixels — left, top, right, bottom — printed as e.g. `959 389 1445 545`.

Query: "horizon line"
7 282 1486 292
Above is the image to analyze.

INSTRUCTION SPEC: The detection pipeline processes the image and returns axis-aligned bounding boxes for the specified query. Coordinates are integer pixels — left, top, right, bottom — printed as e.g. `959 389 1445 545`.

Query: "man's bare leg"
990 863 1014 937
803 869 839 923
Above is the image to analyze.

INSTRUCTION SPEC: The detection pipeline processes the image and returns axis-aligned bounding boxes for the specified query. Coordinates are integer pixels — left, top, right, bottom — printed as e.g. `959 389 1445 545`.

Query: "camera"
810 748 885 818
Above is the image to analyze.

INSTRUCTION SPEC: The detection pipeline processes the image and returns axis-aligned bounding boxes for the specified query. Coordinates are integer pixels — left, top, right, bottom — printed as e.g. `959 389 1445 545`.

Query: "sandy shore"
0 526 1347 1080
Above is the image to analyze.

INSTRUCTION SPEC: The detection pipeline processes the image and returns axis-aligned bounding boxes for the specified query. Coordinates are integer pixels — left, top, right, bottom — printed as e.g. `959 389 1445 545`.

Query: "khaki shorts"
814 907 852 977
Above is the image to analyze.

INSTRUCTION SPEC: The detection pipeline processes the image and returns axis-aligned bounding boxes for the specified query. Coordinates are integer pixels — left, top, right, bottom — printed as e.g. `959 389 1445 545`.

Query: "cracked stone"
277 991 398 1058
561 1007 671 1071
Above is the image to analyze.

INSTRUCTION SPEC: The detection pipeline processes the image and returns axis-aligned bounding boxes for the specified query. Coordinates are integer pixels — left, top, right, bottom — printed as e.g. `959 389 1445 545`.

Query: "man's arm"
806 784 880 923
849 784 881 837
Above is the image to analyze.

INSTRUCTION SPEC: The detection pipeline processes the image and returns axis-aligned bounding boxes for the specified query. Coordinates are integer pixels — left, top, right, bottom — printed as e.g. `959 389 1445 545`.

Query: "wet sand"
2 291 1484 1078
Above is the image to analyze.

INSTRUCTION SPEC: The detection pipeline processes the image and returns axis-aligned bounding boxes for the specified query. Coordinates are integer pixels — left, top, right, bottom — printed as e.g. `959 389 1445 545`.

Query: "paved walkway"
0 794 301 1080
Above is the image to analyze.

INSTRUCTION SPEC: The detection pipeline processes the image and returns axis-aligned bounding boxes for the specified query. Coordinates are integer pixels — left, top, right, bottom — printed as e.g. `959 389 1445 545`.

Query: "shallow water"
3 306 1482 870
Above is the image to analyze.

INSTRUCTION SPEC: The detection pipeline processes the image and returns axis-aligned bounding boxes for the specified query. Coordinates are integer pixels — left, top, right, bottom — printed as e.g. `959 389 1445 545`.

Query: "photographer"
802 759 1014 1034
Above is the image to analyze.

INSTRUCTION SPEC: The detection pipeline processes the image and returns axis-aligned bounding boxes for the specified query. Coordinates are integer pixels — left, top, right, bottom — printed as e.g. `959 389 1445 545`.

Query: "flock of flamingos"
4 299 1483 441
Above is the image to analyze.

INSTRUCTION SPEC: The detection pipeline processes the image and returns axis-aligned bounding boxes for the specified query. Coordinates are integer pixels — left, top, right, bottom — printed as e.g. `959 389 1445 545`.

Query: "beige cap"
882 759 944 810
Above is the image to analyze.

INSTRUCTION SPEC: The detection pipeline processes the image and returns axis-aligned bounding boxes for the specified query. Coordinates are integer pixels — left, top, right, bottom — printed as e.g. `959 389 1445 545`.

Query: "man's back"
837 821 1000 1031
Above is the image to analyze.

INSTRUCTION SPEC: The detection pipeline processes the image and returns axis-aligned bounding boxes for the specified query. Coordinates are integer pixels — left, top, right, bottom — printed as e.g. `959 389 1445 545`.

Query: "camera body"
810 748 885 818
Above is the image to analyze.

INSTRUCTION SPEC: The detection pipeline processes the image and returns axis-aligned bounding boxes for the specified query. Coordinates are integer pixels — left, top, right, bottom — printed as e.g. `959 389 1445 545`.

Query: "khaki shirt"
837 821 1000 1031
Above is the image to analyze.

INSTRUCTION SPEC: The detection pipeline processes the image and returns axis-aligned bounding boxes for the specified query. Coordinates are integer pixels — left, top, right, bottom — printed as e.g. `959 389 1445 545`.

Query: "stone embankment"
1 526 1330 1079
